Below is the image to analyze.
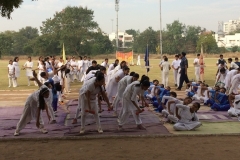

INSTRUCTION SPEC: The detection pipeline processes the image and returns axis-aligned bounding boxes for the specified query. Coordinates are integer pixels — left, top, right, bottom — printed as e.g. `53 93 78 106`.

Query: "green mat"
165 122 240 135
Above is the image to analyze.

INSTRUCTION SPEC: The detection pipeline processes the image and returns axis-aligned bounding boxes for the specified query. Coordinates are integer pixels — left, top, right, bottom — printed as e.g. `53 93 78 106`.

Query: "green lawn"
0 58 218 90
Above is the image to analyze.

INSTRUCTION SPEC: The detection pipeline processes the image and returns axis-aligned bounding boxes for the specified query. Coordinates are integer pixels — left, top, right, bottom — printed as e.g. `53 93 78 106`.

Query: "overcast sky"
0 0 240 34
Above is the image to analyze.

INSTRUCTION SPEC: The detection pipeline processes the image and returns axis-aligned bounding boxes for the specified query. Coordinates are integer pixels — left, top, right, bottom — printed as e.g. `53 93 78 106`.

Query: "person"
216 54 227 66
79 72 112 134
13 57 20 87
216 68 228 87
199 54 205 82
161 57 171 87
101 58 109 68
37 60 46 84
112 72 140 115
228 58 239 70
7 60 16 88
146 80 159 99
137 54 141 66
77 56 84 82
235 57 240 67
211 88 230 111
87 57 92 67
229 74 240 95
224 68 240 94
193 54 200 81
176 54 182 87
23 56 37 86
37 56 43 67
86 60 98 74
172 55 180 87
176 52 189 91
14 71 52 136
106 60 126 86
159 56 167 67
228 94 240 117
69 56 78 82
84 66 105 84
80 56 89 82
118 78 150 130
173 102 201 131
106 66 130 104
161 92 179 118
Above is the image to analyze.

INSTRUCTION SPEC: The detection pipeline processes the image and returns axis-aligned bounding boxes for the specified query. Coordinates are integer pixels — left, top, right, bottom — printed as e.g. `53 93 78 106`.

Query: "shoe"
80 128 85 134
14 130 20 136
40 128 48 134
175 88 181 91
98 128 103 134
175 84 177 87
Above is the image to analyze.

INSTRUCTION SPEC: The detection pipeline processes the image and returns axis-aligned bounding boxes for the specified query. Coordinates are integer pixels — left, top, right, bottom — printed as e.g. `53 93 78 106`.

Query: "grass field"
0 58 220 90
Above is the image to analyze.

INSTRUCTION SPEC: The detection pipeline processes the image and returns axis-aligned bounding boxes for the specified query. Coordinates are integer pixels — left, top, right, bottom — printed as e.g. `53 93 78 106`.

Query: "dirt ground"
1 136 240 160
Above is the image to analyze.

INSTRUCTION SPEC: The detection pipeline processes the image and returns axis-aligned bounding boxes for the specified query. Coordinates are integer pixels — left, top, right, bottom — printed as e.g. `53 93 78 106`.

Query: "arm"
86 90 92 111
229 94 234 108
167 101 175 115
33 71 43 87
115 76 121 82
141 95 149 107
175 107 181 120
100 90 112 110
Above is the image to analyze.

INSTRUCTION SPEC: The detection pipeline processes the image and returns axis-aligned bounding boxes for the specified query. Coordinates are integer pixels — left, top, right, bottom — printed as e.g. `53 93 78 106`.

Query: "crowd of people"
7 52 240 136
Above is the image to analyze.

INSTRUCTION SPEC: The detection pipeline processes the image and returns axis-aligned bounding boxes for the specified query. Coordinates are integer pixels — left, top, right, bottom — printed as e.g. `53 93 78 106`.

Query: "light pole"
115 0 120 51
159 0 163 61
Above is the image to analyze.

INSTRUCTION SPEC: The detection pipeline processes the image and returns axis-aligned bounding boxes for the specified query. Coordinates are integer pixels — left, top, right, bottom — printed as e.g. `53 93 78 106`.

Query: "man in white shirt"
137 54 141 66
161 57 171 87
228 58 239 70
193 54 200 81
171 55 180 87
159 56 167 67
101 58 109 68
77 56 84 81
70 57 78 82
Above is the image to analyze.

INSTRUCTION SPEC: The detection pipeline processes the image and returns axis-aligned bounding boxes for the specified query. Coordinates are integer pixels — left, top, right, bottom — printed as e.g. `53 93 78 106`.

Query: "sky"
0 0 240 34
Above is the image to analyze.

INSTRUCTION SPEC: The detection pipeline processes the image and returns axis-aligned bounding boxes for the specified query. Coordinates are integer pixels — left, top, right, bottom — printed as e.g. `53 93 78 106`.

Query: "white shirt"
137 55 140 60
88 60 92 67
231 62 239 69
172 59 180 69
78 60 83 69
101 61 108 68
71 61 78 70
193 58 200 68
24 61 33 69
8 64 14 75
161 61 170 72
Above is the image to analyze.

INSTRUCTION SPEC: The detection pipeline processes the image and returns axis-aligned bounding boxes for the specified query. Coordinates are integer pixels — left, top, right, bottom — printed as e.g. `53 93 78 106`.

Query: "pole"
115 0 119 51
159 0 163 61
147 43 149 76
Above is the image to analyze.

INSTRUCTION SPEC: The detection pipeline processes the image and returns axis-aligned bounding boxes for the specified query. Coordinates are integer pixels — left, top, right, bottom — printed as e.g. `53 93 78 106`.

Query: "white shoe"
98 128 103 134
8 86 11 88
14 130 20 136
28 84 30 86
40 128 48 134
80 128 85 134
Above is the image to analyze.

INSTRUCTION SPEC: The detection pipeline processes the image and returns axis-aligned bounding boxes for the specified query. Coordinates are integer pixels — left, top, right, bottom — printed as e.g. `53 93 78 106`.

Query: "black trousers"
178 68 189 89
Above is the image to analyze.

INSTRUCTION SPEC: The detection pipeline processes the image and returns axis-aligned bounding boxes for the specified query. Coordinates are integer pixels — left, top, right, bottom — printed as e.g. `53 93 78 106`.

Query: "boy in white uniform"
228 94 240 117
193 54 200 81
171 55 180 87
70 57 78 82
7 60 15 87
137 54 141 66
161 57 171 87
101 58 109 68
23 56 37 86
77 56 83 82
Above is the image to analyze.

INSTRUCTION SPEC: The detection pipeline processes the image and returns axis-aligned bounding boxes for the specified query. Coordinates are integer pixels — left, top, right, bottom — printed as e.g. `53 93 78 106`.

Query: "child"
167 97 193 123
211 88 230 111
146 80 159 99
161 92 179 117
23 56 37 86
228 94 240 117
37 60 46 84
13 57 20 87
216 68 228 87
173 102 201 131
7 60 16 88
206 86 220 107
118 78 150 130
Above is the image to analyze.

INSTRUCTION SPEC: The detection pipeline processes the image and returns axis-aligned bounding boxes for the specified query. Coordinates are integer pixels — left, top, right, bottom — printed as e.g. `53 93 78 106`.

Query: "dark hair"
141 80 150 88
84 56 87 58
136 75 150 87
55 83 62 92
123 66 130 71
182 52 186 56
170 92 177 98
129 72 135 76
92 60 97 64
235 57 238 60
133 73 139 79
105 58 108 61
221 87 226 93
40 72 47 78
100 66 106 71
197 54 200 56
220 68 226 73
153 79 158 83
95 72 105 81
120 61 126 68
115 59 119 63
220 54 223 57
38 56 43 61
194 102 201 109
228 58 232 62
79 56 82 60
65 69 70 75
14 57 18 62
28 56 31 59
164 57 168 61
44 82 51 88
39 88 49 110
175 55 179 58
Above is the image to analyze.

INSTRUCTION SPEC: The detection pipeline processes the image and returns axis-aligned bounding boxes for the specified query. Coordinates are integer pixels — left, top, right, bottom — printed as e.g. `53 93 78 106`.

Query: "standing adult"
176 52 189 91
216 54 227 66
23 56 36 86
13 57 20 87
199 54 205 82
171 55 180 87
193 54 200 82
161 57 171 87
137 54 141 66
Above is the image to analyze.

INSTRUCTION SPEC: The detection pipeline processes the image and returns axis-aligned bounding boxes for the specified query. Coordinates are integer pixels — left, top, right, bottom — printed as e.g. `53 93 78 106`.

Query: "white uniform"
146 85 157 99
24 61 36 86
13 61 20 78
112 76 133 112
101 61 108 68
161 96 182 119
38 64 45 84
177 59 181 87
106 69 125 103
84 70 98 83
77 60 84 81
230 62 239 69
118 82 144 126
70 60 78 82
173 104 201 131
79 77 103 131
88 60 92 67
172 59 180 85
137 55 141 66
161 61 170 87
192 86 211 103
229 74 240 94
7 64 16 87
228 95 240 117
224 70 238 92
81 60 89 82
193 58 200 81
216 70 228 87
107 63 115 74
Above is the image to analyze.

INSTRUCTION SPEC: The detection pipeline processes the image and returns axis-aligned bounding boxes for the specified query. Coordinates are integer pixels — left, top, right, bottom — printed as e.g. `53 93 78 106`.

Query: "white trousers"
173 70 178 85
137 59 141 65
162 71 169 87
167 115 179 123
195 67 200 81
70 71 77 82
8 77 16 87
112 93 122 113
228 107 240 117
118 110 142 126
177 72 181 87
173 122 201 131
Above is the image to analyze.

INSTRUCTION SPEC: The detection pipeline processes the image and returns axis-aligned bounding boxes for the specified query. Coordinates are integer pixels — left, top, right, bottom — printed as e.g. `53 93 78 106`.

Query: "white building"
215 33 240 48
109 31 133 48
223 18 240 34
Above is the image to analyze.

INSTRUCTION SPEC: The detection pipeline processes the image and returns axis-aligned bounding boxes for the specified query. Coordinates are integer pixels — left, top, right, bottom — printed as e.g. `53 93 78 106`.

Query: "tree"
0 0 23 19
196 32 218 53
0 31 14 55
232 46 238 53
40 6 99 55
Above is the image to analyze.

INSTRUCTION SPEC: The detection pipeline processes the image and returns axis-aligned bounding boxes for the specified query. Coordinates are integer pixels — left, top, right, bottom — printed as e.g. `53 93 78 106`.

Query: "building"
223 18 240 34
109 31 133 48
215 33 240 48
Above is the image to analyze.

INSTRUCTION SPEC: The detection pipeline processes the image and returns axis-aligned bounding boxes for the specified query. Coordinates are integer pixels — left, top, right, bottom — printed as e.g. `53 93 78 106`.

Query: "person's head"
79 56 82 60
170 91 177 98
123 66 130 75
220 87 226 93
65 68 70 74
49 56 53 60
220 54 223 59
28 56 32 62
95 72 105 86
183 97 193 105
153 80 159 86
175 55 179 60
72 56 76 61
54 83 62 92
182 52 186 57
191 102 201 113
44 82 52 89
228 58 232 63
40 72 48 79
166 86 171 91
197 81 203 85
129 72 135 76
197 54 200 58
214 85 220 91
140 80 151 90
9 59 13 65
14 57 19 62
39 88 50 110
59 56 63 62
88 57 91 61
100 66 106 74
132 73 139 81
44 57 49 62
140 75 150 82
235 57 239 62
105 58 108 63
120 61 127 68
220 68 226 74
92 60 97 67
164 57 168 61
200 83 206 87
84 56 87 60
39 56 43 61
159 84 164 88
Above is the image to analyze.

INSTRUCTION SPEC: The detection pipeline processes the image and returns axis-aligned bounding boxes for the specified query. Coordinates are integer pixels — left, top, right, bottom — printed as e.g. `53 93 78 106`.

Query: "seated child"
173 102 202 131
216 68 228 88
146 80 159 100
161 92 179 117
228 94 240 117
192 83 211 103
206 86 220 106
185 81 202 97
167 97 193 123
211 88 230 111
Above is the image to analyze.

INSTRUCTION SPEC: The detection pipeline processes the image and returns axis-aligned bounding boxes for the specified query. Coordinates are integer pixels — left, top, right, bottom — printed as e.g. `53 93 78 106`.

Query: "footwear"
49 120 56 124
40 128 48 134
175 88 181 91
98 128 103 134
137 124 146 130
80 128 85 134
175 84 177 87
14 130 20 136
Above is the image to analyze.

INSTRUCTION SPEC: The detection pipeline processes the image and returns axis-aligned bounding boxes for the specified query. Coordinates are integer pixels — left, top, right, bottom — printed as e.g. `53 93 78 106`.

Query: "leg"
27 76 30 86
113 95 121 115
131 110 142 125
167 115 178 123
177 70 185 90
92 101 102 133
173 123 188 131
165 72 169 86
8 77 11 87
118 111 131 126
